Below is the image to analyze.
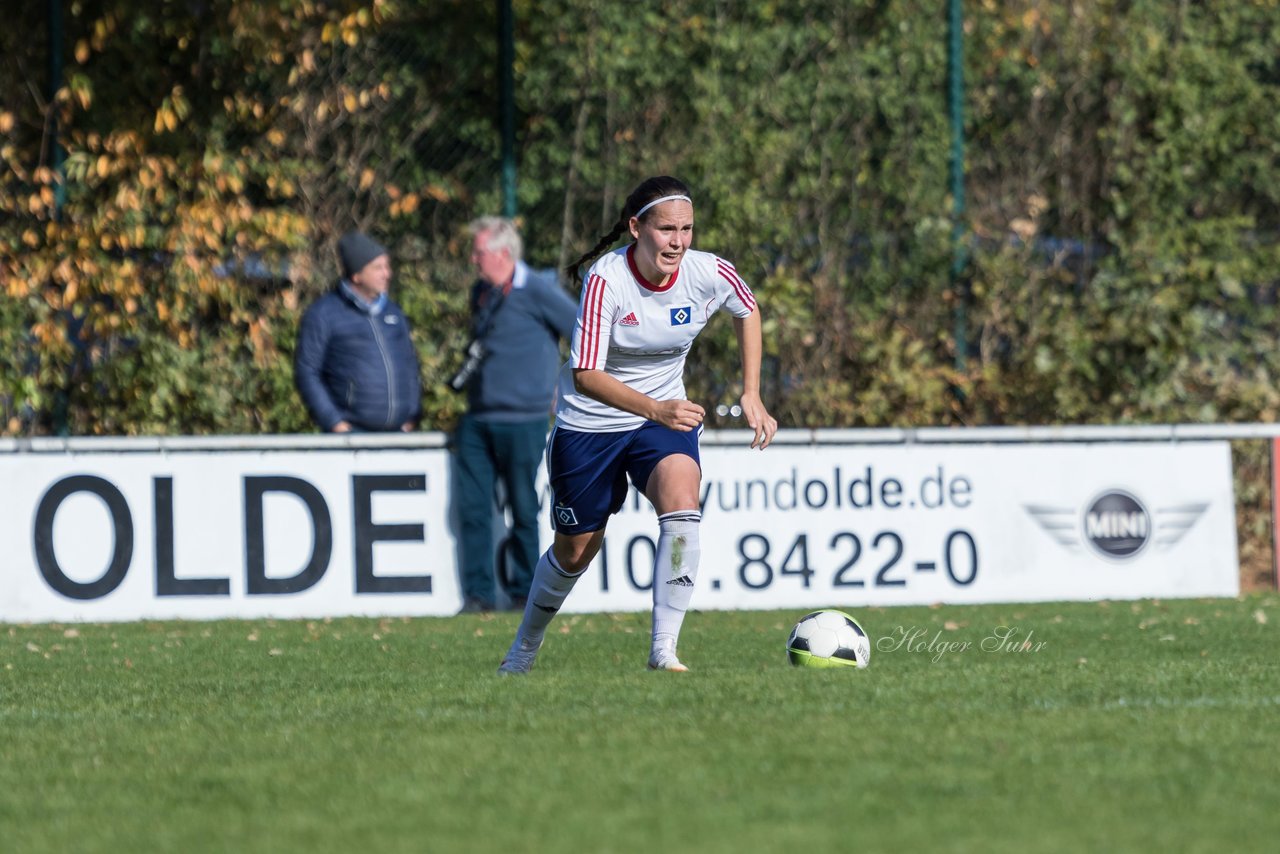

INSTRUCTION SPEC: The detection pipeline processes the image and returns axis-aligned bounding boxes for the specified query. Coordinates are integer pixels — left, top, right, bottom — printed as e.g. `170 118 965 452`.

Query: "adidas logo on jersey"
666 574 694 587
618 312 640 326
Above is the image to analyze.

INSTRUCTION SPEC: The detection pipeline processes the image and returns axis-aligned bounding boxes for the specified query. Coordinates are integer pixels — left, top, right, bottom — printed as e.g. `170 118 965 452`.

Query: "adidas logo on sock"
666 575 694 587
619 311 639 327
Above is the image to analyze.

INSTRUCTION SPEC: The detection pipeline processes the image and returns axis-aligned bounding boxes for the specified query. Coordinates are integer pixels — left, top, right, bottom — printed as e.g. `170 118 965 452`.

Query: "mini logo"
1084 490 1149 558
1024 490 1208 561
619 312 640 327
670 306 691 326
383 314 400 325
666 574 694 587
554 505 578 526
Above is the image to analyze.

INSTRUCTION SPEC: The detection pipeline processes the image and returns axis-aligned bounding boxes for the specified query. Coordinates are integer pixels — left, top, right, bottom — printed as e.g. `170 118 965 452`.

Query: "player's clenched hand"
740 392 778 449
653 399 705 432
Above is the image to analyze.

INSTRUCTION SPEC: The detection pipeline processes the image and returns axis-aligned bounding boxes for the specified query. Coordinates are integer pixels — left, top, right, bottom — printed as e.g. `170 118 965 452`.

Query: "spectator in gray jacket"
454 217 578 611
295 231 421 432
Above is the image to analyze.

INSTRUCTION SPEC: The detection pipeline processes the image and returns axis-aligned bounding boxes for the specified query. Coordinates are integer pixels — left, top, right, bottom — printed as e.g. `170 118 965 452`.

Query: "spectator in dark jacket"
454 216 578 611
295 231 421 432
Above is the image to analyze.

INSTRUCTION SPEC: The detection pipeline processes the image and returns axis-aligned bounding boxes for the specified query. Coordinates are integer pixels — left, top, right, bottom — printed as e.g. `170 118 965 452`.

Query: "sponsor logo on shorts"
554 505 579 526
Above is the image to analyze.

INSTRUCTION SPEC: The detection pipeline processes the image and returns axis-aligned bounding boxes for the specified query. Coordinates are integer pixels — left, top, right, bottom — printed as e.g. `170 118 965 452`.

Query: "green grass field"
3 595 1279 853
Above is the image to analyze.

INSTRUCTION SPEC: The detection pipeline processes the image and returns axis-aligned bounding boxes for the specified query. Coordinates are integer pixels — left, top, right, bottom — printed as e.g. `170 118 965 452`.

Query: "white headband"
634 194 692 219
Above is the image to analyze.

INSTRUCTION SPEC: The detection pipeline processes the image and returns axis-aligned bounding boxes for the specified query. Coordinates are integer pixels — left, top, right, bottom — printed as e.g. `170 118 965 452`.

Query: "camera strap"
472 283 509 341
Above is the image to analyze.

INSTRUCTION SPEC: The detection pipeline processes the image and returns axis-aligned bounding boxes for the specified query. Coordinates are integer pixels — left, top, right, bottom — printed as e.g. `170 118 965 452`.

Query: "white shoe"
647 640 689 672
498 636 542 675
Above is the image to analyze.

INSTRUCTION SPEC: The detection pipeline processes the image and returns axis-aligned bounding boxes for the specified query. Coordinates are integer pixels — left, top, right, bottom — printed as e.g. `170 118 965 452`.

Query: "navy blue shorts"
547 422 701 534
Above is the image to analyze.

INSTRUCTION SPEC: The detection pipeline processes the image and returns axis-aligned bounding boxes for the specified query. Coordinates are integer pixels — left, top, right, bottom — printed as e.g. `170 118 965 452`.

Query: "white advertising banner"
0 451 460 622
561 441 1239 612
0 441 1238 623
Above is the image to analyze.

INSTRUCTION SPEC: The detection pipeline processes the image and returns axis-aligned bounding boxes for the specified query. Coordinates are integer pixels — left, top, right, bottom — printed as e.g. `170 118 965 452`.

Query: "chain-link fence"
3 0 1279 440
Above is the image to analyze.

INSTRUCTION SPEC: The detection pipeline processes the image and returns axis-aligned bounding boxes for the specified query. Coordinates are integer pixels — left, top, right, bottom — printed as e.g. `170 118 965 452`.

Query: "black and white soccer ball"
786 609 871 669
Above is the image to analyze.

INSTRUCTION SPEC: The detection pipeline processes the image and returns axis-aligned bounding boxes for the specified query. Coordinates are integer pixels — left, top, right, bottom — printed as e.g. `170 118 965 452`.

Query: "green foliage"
1 0 1278 435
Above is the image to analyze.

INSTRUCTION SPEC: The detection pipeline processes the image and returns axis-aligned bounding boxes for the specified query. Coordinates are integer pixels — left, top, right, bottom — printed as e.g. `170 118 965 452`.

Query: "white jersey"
556 245 757 431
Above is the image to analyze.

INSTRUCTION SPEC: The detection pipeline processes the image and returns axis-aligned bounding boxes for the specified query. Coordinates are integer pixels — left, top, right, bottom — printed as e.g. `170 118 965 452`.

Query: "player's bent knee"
552 531 603 574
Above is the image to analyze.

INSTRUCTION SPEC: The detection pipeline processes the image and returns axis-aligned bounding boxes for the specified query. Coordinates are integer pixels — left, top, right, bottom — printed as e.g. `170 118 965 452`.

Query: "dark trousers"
454 414 549 604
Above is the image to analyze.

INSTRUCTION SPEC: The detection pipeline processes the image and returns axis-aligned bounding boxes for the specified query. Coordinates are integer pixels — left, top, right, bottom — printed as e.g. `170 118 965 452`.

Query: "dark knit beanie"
338 231 388 278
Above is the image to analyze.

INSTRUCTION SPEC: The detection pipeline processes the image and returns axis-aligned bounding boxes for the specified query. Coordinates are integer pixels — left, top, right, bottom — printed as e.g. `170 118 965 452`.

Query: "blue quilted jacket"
294 283 422 431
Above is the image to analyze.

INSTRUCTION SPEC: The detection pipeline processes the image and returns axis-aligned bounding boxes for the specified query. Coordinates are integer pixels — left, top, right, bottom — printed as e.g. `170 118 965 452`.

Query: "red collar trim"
626 244 679 292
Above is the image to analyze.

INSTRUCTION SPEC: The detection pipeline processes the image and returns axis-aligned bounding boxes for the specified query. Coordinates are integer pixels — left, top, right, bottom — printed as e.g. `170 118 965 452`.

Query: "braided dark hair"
565 176 692 282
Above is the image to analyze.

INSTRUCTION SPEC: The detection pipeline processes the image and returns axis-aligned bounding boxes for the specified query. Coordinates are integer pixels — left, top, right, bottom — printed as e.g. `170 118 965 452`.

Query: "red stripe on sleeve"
577 274 607 368
716 261 756 312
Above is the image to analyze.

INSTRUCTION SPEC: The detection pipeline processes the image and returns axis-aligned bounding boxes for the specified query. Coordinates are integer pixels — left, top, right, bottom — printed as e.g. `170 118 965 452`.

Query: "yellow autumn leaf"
358 168 375 191
97 154 110 178
0 112 14 133
343 92 358 112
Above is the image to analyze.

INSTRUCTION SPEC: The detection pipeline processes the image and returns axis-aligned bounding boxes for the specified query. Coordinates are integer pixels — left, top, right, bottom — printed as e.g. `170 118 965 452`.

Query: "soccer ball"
786 609 871 669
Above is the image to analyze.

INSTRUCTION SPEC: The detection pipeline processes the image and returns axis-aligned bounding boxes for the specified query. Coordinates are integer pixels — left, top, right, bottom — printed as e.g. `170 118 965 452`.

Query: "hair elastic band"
634 194 692 219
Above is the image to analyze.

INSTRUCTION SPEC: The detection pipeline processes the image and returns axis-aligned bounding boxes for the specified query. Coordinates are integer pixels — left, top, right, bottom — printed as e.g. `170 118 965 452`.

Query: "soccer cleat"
497 636 542 675
647 640 689 672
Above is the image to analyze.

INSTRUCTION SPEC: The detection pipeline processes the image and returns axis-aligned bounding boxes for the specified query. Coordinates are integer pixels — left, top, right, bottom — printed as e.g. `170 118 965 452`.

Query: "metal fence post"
499 0 517 218
948 0 968 372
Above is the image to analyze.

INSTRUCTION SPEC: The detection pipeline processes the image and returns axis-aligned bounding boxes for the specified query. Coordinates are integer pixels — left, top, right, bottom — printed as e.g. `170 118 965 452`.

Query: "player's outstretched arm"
573 369 705 431
733 310 778 450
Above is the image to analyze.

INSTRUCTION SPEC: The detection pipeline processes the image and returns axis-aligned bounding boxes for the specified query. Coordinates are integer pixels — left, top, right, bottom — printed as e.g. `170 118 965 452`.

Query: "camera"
448 339 486 391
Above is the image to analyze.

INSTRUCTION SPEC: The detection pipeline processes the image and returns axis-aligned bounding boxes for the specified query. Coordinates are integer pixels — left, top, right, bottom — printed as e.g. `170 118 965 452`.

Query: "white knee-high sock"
651 510 702 651
512 548 582 648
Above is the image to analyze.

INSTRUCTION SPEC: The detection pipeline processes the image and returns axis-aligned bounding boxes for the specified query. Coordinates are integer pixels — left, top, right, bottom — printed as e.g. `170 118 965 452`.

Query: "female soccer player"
498 176 778 673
